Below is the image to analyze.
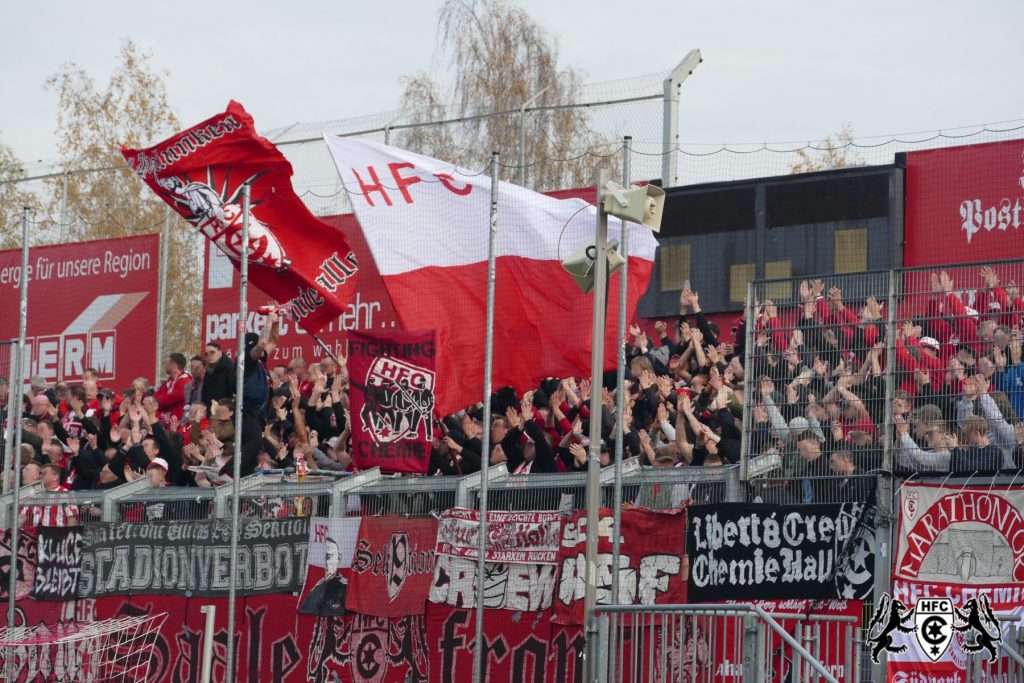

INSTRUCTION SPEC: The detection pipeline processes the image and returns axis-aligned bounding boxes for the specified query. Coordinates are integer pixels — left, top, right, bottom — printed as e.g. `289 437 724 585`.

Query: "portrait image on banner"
123 100 358 333
299 516 362 616
348 329 436 474
0 528 36 601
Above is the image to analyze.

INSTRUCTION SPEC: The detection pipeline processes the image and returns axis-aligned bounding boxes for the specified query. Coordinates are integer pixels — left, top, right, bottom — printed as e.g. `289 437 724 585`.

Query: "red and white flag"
123 101 358 332
324 138 657 415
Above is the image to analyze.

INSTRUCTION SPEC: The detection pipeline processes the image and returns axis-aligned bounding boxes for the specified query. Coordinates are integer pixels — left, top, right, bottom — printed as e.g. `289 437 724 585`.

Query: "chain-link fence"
742 258 1024 483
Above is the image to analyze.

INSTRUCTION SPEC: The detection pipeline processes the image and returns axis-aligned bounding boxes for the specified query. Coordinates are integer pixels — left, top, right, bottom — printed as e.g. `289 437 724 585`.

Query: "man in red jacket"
154 353 192 428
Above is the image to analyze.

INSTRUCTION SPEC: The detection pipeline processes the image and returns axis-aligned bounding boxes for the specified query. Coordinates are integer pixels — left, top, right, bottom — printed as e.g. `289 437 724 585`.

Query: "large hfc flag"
123 101 358 332
324 137 657 415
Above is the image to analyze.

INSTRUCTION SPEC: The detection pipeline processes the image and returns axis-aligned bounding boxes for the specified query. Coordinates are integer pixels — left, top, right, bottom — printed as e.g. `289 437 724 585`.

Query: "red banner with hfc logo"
347 329 436 474
122 100 358 334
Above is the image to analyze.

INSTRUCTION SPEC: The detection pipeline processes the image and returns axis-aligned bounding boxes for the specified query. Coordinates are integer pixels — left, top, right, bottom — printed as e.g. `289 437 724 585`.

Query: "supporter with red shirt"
24 464 78 528
154 353 192 427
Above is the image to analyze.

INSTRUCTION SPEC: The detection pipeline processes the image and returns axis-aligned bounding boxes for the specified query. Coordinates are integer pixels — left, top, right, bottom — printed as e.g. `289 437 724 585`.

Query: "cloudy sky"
3 0 1023 164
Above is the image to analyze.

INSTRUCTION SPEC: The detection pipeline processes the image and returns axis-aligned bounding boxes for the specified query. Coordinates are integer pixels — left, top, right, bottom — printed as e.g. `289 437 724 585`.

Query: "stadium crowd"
4 268 1024 523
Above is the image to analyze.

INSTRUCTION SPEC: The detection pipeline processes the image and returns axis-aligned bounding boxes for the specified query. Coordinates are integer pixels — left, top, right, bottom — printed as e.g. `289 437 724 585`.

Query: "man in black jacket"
201 342 235 408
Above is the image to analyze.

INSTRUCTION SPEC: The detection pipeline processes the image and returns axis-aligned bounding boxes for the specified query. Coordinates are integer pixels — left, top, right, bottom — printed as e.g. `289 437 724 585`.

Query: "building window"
659 244 691 292
764 260 793 302
835 228 868 274
729 263 756 303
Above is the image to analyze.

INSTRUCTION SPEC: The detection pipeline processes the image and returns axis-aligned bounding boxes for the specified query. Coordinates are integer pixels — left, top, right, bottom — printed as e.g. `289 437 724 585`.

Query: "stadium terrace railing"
3 462 747 529
594 603 859 683
964 616 1024 682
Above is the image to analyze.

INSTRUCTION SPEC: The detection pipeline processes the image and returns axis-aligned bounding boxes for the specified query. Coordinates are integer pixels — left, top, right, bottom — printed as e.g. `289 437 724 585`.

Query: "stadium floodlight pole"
611 137 631 609
583 168 611 683
661 49 702 188
518 86 549 188
5 207 30 657
155 206 171 381
225 183 250 682
472 152 500 683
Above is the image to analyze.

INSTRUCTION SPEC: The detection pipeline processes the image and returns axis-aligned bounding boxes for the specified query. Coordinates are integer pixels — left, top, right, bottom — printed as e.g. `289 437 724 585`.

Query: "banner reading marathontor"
79 518 309 598
348 328 436 474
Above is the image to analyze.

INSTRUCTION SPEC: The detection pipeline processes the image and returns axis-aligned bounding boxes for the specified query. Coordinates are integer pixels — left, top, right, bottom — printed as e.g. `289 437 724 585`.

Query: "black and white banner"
686 503 875 602
429 554 557 611
79 518 309 598
31 526 83 601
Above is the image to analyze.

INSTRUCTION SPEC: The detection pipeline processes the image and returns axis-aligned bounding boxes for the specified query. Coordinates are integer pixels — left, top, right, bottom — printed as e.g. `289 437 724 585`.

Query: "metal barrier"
1 463 749 531
595 603 860 683
964 615 1024 683
464 462 744 512
747 474 878 505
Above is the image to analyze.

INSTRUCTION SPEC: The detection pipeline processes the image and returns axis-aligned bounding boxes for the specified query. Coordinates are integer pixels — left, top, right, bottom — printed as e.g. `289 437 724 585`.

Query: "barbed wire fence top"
6 63 1024 231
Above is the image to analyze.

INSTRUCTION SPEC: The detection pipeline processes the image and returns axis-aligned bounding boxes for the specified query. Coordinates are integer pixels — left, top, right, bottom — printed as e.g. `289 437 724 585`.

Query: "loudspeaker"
562 239 625 293
603 182 665 232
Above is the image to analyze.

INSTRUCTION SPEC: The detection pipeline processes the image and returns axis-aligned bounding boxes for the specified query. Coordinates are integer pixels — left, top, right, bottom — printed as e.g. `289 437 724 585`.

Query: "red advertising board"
202 213 400 364
904 139 1024 267
0 234 159 391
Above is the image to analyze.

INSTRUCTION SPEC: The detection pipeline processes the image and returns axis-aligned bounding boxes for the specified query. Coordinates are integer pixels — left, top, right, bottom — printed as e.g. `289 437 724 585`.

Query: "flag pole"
225 183 250 681
5 208 30 680
472 152 499 683
583 168 610 683
307 329 341 367
611 137 631 610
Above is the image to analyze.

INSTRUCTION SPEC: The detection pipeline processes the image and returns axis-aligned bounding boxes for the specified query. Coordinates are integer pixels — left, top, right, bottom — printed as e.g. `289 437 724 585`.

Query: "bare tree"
398 0 615 190
0 138 37 249
45 40 202 358
790 123 864 174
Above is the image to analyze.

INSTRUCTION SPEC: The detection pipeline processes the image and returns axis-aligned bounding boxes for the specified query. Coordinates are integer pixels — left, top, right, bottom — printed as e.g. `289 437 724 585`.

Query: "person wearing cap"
896 330 947 396
154 353 193 428
237 309 280 477
146 457 169 487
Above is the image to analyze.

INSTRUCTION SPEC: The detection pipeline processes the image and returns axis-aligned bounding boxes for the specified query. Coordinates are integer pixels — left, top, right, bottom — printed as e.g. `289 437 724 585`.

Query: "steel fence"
0 463 747 531
595 603 860 683
964 616 1024 682
742 258 1024 483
